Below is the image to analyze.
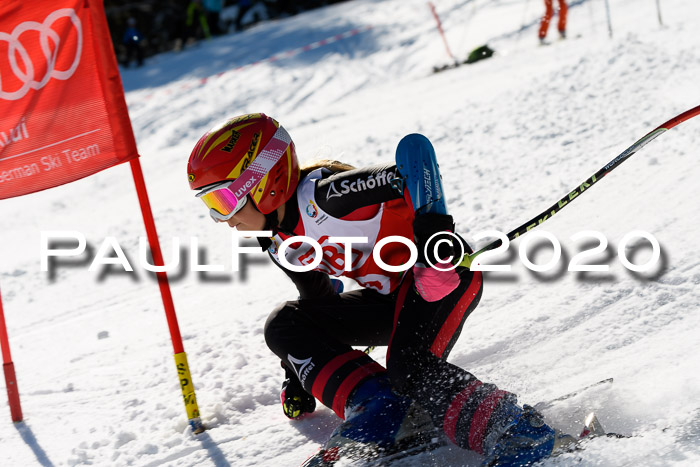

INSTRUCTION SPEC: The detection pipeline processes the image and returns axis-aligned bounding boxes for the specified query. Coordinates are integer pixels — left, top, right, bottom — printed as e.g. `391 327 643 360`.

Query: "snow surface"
1 0 700 465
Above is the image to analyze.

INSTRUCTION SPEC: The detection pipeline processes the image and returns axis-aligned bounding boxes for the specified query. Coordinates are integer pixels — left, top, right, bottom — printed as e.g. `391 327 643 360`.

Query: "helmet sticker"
221 130 241 153
245 131 261 161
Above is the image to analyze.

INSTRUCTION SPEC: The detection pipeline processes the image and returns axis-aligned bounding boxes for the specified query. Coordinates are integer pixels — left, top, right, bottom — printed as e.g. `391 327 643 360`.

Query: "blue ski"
394 134 447 216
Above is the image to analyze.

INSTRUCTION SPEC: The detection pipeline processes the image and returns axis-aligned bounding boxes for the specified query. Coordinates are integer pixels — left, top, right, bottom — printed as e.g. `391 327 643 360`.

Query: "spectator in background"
186 0 211 43
203 0 224 36
538 0 568 44
235 0 253 31
122 17 144 67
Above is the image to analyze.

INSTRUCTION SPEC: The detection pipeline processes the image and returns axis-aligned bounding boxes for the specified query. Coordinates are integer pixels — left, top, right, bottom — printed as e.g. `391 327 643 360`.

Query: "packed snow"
1 0 699 465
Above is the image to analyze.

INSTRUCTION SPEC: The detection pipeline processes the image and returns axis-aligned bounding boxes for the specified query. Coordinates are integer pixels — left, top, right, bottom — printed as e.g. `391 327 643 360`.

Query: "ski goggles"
196 181 248 222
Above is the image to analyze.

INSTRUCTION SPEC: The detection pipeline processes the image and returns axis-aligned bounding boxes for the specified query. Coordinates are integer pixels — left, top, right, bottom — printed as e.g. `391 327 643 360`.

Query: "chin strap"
256 210 279 251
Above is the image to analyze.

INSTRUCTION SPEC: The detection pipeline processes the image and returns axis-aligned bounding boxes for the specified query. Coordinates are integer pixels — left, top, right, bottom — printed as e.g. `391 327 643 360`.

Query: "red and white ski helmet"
187 113 300 214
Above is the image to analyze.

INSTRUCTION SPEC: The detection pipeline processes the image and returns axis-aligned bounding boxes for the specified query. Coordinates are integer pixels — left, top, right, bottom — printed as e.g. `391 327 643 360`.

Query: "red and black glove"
413 213 457 266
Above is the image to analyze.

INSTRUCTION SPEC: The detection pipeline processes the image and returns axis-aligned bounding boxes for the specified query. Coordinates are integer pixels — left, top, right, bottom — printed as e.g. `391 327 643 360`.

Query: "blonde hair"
300 159 356 178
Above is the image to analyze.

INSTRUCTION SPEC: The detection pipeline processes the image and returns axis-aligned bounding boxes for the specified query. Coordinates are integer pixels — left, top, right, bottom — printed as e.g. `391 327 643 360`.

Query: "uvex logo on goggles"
196 126 292 222
234 175 256 199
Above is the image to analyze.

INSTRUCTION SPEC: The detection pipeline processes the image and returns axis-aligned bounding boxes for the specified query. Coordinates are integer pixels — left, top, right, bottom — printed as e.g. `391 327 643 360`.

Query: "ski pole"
603 0 614 38
460 104 700 268
535 378 613 412
656 0 664 27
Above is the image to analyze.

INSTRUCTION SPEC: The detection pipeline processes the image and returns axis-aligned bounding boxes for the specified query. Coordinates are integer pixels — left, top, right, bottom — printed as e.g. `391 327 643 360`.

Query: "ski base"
394 133 447 215
301 429 447 466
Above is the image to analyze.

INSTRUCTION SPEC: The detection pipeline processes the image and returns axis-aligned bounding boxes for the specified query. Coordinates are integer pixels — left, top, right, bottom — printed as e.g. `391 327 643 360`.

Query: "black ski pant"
265 267 514 454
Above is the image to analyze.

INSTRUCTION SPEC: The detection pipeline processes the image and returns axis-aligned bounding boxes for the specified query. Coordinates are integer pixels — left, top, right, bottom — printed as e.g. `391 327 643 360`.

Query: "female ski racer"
187 113 572 465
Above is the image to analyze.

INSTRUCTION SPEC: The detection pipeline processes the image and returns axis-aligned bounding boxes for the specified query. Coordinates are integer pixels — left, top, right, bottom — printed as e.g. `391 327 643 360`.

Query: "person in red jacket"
539 0 568 43
187 113 574 465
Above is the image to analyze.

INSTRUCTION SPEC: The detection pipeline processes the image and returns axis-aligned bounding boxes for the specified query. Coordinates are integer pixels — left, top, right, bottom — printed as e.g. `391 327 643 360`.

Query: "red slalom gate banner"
0 1 204 432
0 0 138 199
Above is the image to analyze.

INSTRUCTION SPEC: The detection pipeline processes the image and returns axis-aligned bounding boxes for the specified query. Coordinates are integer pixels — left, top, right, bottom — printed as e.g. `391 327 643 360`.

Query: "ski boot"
303 375 434 466
482 403 576 466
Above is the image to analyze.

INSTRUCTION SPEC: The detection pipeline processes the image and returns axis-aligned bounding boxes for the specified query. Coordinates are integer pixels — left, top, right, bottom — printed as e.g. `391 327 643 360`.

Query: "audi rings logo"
0 9 83 101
